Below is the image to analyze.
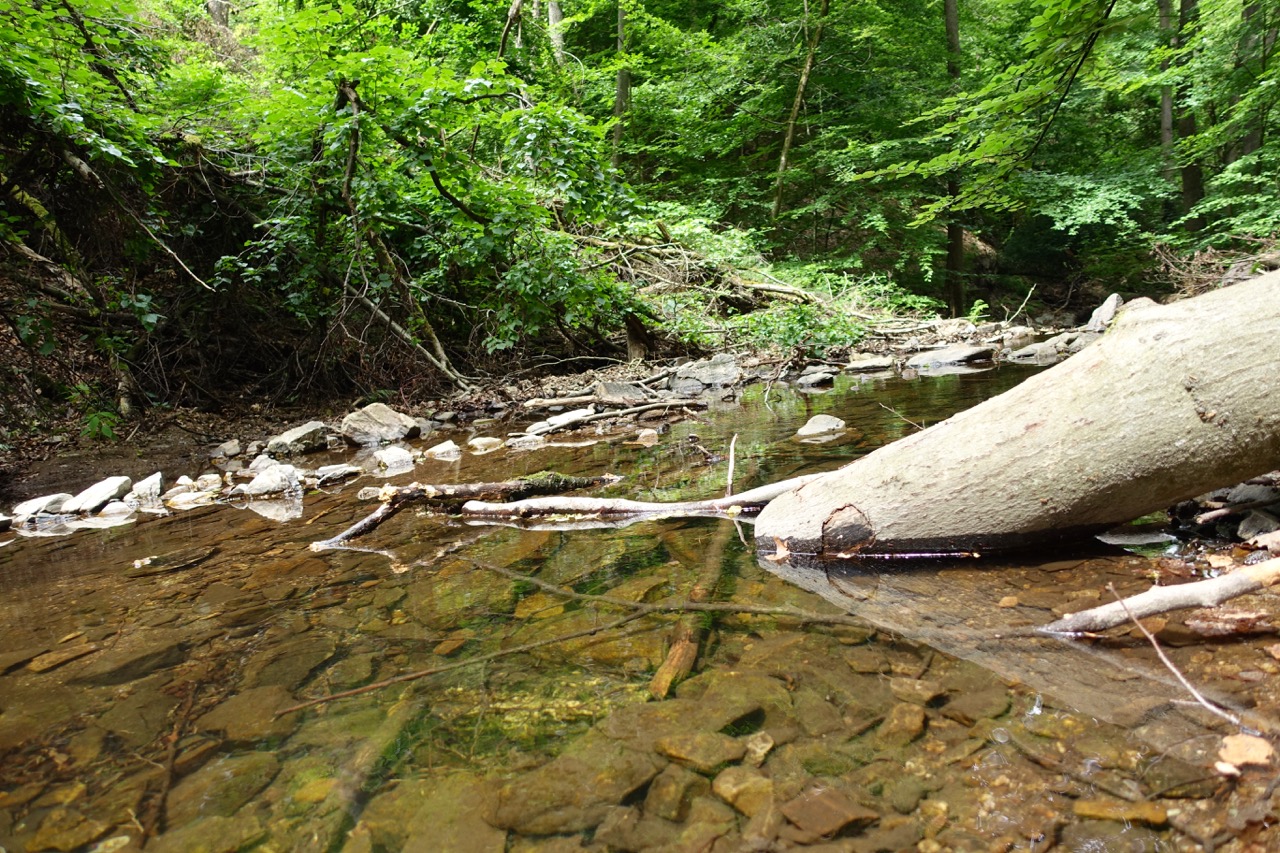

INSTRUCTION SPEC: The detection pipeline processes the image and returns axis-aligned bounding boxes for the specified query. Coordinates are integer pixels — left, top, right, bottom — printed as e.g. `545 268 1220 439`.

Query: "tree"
754 273 1280 557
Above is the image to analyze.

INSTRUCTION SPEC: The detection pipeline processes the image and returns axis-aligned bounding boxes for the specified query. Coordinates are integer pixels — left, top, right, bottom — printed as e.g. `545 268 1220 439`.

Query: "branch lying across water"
1038 556 1280 636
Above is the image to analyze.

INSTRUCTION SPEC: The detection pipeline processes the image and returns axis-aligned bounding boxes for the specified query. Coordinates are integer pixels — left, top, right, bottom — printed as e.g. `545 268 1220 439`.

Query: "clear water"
0 366 1270 851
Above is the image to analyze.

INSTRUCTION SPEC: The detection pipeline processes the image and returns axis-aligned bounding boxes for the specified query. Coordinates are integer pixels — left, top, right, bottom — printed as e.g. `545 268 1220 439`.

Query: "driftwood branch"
459 471 830 525
312 472 620 549
1038 557 1280 635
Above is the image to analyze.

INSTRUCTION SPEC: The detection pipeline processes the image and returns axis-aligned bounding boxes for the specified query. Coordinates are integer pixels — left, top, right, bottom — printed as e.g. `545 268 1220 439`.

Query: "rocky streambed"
3 310 1280 851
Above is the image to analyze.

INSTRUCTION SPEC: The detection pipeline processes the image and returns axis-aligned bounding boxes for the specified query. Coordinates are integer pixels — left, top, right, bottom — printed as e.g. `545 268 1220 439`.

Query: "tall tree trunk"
548 0 566 65
755 273 1280 558
1158 0 1176 182
611 4 630 169
943 0 964 317
206 0 229 27
771 0 830 222
1176 0 1205 230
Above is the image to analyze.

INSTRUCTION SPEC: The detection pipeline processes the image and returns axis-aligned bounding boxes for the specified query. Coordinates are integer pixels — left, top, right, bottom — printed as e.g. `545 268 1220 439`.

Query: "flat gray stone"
905 344 995 369
670 354 741 395
341 403 420 446
71 629 185 685
796 415 846 437
195 685 298 743
1082 293 1123 331
845 355 895 372
266 421 328 456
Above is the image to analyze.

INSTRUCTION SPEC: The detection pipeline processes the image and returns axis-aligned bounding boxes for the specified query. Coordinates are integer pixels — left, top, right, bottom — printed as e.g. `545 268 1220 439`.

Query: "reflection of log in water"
759 550 1277 753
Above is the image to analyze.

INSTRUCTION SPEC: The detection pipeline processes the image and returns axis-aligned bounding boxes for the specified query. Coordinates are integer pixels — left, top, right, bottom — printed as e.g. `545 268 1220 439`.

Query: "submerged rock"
796 415 845 437
845 354 895 372
372 445 414 471
468 436 503 454
266 420 328 456
341 402 420 446
165 752 280 826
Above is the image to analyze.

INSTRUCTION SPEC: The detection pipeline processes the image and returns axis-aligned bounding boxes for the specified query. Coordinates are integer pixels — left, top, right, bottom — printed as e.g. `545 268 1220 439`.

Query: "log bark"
754 272 1280 557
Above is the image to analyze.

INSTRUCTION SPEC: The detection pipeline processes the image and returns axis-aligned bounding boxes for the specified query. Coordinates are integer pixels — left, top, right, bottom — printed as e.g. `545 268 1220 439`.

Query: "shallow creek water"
2 367 1279 852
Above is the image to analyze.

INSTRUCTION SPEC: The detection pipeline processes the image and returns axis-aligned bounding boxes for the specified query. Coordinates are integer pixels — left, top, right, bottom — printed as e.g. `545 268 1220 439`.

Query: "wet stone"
27 643 99 673
242 635 336 690
326 653 377 689
711 765 774 817
792 687 845 736
644 763 710 821
165 752 280 826
147 814 267 853
0 645 48 674
780 785 879 841
483 728 664 835
70 629 185 685
195 685 298 744
888 676 945 706
594 805 683 851
876 702 926 748
654 731 746 773
97 676 180 748
941 688 1010 725
28 807 110 852
1060 819 1164 852
886 777 927 814
1073 798 1168 826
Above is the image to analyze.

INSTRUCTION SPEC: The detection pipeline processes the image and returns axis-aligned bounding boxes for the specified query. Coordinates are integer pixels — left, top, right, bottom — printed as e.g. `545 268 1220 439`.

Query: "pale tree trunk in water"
548 0 566 65
755 273 1280 558
943 0 964 317
611 4 630 169
771 0 830 221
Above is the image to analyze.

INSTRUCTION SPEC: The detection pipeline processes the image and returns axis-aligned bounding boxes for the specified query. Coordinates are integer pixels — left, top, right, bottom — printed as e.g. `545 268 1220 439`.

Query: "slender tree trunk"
611 4 630 169
548 0 566 65
1158 0 1176 182
755 273 1280 558
206 0 229 27
1176 0 1205 230
771 0 830 222
943 0 964 317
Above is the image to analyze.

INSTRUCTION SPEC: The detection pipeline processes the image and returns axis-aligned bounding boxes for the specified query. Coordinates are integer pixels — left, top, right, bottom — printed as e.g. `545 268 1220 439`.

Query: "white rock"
266 420 329 456
212 438 242 458
634 429 660 447
97 501 135 517
62 476 133 515
233 464 301 497
845 355 895 373
796 415 846 437
128 472 164 502
248 454 277 472
12 493 74 517
468 436 503 454
165 491 215 510
373 446 415 470
341 403 420 446
316 464 362 484
548 407 595 428
424 440 462 461
505 434 547 451
195 473 223 492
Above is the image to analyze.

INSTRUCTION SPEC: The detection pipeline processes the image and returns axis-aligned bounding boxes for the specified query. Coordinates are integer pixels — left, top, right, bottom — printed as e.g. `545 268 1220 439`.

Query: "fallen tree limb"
526 399 703 435
755 272 1280 557
311 472 620 549
1038 557 1280 635
459 471 830 523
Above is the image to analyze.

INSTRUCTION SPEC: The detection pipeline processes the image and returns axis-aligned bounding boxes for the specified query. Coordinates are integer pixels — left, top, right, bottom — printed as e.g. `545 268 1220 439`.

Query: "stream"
2 366 1277 852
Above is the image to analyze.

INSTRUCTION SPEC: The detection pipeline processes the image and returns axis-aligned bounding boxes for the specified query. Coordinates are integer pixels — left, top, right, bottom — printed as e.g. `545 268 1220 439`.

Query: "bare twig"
1107 583 1240 728
725 433 738 497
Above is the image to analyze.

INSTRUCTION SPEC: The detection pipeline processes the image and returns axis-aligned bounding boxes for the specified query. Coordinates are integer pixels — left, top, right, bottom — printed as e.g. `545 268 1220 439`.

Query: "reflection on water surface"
1 366 1276 851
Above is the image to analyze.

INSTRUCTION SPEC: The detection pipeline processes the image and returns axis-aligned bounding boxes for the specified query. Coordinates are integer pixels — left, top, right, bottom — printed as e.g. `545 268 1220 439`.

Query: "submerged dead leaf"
1219 733 1274 768
764 537 790 563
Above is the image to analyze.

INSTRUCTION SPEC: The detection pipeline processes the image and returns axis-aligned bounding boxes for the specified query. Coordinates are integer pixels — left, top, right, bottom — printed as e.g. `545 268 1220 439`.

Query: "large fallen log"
754 272 1280 557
